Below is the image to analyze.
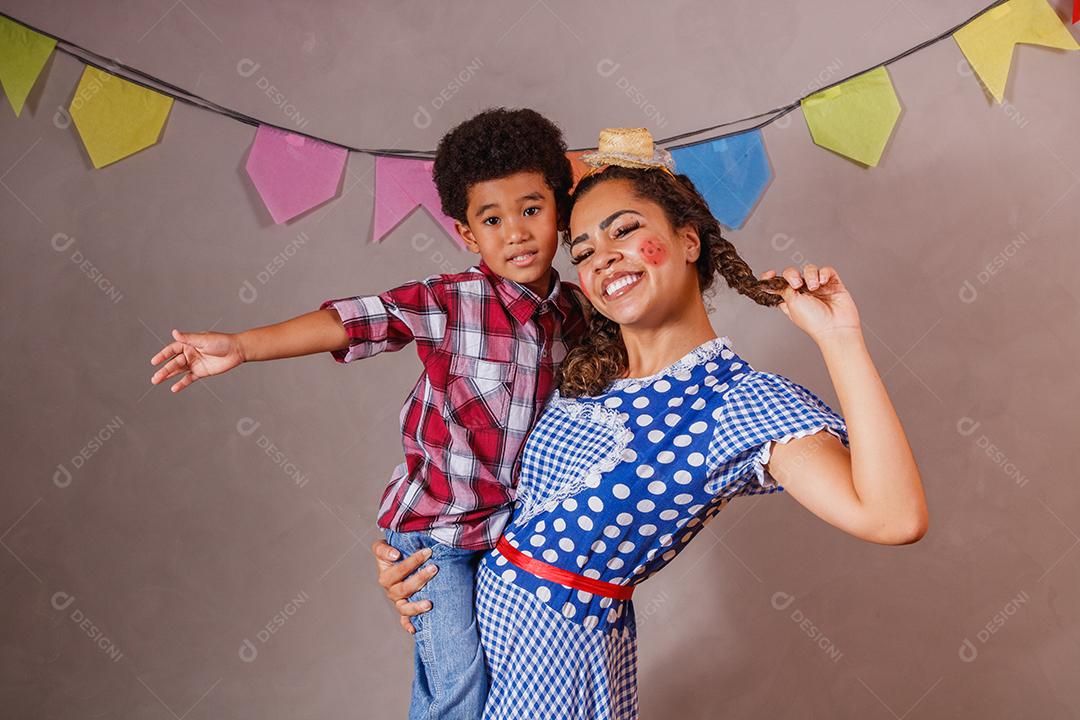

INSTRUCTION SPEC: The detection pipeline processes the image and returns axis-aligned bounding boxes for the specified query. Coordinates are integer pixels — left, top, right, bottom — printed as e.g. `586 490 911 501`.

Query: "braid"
558 165 797 398
708 221 788 307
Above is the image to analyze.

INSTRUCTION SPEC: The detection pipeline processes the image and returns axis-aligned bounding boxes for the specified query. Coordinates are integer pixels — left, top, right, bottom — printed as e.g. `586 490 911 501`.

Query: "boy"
149 108 588 719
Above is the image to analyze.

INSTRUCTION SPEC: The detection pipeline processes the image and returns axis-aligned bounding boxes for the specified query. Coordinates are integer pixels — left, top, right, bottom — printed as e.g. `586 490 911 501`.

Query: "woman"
374 128 927 718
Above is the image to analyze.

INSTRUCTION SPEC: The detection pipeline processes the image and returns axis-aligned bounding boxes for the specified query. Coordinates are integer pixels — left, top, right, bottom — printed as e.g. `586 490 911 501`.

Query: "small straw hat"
580 127 676 172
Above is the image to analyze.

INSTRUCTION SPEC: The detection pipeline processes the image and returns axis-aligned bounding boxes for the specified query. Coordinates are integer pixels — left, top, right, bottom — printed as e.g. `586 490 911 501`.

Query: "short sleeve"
319 276 450 364
704 371 849 498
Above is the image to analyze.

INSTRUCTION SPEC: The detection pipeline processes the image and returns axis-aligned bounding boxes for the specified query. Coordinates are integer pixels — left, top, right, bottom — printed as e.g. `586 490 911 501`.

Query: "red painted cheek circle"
577 270 590 296
639 239 667 265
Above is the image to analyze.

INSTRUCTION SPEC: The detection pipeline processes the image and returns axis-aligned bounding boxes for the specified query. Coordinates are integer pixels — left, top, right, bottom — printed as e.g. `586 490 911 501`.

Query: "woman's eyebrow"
570 209 638 248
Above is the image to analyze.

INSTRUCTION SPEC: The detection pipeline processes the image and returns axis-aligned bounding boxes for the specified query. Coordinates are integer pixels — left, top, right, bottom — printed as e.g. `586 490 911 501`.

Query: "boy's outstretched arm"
149 308 348 393
150 276 451 394
238 308 349 362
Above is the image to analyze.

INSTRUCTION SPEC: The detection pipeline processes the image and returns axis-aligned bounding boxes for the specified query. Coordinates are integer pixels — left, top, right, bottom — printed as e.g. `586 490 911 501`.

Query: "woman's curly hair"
558 165 794 398
432 108 574 227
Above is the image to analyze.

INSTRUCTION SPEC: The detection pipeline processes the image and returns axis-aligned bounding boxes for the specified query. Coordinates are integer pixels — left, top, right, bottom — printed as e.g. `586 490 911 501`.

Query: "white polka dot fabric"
475 336 849 718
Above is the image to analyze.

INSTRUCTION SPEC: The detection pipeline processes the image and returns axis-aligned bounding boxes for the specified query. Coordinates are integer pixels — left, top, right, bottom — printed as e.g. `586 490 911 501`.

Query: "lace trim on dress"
515 396 634 525
605 336 735 392
737 423 849 495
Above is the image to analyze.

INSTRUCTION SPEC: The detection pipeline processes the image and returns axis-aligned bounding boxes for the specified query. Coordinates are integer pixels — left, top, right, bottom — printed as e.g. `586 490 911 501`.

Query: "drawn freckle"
640 240 666 265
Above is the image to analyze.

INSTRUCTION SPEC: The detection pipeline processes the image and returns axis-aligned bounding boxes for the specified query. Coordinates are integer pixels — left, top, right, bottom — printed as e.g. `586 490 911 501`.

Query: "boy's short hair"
433 108 573 227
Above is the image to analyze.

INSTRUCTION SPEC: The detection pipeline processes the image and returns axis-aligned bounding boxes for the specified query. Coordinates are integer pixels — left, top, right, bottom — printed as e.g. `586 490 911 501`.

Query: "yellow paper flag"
69 67 173 169
801 66 902 167
954 0 1079 103
0 16 57 117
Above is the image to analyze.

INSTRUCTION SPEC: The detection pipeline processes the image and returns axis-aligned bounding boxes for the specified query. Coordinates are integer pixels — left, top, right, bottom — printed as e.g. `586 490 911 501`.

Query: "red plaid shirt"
320 262 589 550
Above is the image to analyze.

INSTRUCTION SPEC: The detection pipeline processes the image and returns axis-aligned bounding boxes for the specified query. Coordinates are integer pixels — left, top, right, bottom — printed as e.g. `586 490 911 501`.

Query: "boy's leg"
383 529 488 720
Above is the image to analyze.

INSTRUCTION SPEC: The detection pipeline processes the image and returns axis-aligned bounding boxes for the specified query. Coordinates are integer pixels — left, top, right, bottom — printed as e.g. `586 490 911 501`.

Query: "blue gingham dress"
474 336 850 719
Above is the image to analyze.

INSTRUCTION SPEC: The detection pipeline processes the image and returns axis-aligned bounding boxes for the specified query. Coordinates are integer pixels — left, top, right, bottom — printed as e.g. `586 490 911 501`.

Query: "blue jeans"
383 529 488 720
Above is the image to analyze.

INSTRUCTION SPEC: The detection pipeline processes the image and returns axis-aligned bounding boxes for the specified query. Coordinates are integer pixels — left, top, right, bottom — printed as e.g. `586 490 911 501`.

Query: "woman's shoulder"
547 337 810 416
724 367 832 406
711 366 847 444
601 335 741 394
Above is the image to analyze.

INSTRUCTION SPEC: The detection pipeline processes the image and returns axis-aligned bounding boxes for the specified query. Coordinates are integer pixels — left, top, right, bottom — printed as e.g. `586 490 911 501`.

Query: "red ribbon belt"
496 536 635 601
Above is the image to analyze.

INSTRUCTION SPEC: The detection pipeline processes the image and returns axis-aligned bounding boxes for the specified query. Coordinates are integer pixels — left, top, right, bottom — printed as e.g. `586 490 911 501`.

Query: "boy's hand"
372 540 437 634
149 329 245 393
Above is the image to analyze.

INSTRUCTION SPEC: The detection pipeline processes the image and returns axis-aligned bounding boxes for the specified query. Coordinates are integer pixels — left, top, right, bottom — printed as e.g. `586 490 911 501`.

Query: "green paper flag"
69 66 173 169
954 0 1079 103
801 66 902 167
0 16 57 116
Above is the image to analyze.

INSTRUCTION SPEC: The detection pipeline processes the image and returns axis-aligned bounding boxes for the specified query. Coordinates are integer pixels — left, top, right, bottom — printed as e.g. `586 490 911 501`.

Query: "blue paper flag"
671 130 772 229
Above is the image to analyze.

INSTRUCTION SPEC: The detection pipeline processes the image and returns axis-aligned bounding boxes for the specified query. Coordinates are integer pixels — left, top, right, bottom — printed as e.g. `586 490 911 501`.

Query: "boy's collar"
477 260 571 325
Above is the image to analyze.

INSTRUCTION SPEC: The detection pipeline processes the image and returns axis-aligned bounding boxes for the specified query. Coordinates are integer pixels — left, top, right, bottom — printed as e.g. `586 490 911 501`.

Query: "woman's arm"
769 329 928 545
759 264 928 545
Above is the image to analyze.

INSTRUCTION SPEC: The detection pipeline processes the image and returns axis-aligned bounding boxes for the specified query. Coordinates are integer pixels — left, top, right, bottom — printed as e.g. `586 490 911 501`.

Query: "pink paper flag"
374 156 462 248
245 125 347 224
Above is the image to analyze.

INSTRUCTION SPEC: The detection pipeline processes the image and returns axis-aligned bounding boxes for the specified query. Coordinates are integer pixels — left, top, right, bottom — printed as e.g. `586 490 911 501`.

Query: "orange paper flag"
567 151 590 190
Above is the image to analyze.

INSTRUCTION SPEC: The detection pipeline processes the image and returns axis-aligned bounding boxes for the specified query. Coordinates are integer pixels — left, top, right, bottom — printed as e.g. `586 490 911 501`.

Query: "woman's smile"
602 271 644 299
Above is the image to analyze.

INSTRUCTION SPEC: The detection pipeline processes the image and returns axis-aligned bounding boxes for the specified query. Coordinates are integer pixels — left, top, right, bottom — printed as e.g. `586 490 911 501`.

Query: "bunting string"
0 0 1076 230
657 0 1017 149
0 0 1020 154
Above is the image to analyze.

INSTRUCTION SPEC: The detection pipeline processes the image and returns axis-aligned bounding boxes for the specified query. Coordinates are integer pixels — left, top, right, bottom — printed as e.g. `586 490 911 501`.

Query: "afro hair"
432 107 573 227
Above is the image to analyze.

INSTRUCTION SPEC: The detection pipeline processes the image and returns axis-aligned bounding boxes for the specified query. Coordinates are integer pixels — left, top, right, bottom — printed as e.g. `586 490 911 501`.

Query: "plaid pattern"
476 565 638 720
474 337 848 717
320 262 588 550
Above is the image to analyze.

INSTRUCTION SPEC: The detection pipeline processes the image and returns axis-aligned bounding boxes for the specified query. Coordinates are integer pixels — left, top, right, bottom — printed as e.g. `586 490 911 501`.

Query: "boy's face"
456 171 560 297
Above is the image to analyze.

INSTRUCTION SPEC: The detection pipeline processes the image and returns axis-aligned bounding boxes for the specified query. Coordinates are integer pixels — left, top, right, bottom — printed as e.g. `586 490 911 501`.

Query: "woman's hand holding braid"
760 264 862 343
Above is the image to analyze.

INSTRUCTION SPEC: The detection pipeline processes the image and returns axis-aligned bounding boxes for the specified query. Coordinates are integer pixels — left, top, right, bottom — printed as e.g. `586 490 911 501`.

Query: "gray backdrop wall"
3 1 1078 717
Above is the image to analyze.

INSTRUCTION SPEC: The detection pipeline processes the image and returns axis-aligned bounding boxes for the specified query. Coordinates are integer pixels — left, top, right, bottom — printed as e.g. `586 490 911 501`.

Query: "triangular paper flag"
245 125 347 224
954 0 1079 103
671 130 772 229
0 16 57 117
69 67 173 168
801 66 901 167
567 150 590 189
374 156 462 248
